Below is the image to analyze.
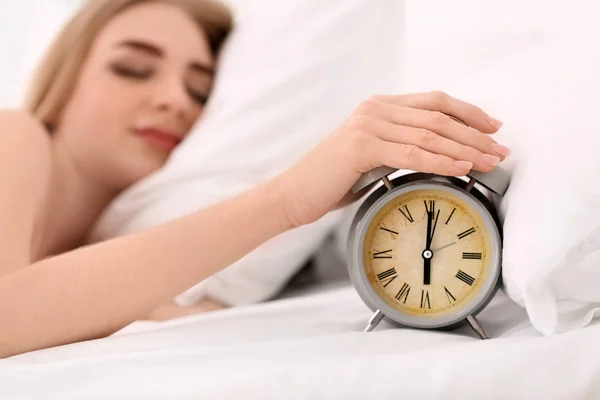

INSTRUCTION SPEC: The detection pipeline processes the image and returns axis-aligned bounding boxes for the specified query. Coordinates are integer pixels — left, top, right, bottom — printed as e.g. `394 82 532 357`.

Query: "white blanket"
3 282 600 399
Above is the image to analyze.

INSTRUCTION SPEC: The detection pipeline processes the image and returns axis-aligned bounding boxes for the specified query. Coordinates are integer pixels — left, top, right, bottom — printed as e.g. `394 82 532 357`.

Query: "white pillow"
88 0 405 306
401 0 571 92
393 2 600 335
432 27 600 335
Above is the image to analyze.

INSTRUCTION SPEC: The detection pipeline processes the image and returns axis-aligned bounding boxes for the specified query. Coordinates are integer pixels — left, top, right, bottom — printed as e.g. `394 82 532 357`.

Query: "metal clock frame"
346 169 509 339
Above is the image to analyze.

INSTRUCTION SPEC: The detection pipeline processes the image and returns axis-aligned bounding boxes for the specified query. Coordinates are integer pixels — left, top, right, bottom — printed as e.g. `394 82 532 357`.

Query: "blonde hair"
23 0 233 127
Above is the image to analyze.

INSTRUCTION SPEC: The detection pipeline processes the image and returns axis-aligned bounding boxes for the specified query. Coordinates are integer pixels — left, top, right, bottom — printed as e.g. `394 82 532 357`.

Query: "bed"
3 2 600 399
3 249 600 399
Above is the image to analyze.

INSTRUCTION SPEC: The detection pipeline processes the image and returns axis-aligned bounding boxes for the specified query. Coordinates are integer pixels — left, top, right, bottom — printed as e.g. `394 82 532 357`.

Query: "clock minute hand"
425 210 432 249
424 210 432 285
423 257 431 285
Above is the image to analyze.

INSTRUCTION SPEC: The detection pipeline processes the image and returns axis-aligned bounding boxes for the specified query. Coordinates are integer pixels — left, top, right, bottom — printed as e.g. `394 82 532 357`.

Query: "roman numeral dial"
377 268 398 288
362 188 492 316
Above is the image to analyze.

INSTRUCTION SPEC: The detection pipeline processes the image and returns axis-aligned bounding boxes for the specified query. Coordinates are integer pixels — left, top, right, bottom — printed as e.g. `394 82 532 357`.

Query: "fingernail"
481 153 500 166
454 160 473 170
487 116 504 130
492 143 511 157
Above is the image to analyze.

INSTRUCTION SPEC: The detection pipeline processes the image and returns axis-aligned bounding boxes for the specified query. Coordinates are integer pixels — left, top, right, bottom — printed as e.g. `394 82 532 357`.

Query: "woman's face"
55 1 214 191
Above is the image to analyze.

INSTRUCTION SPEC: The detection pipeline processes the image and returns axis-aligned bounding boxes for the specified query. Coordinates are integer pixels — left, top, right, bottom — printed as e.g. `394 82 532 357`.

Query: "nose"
150 74 193 121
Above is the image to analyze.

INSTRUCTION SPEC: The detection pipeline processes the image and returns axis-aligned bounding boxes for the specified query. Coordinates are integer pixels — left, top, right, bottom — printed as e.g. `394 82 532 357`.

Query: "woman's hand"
276 91 510 228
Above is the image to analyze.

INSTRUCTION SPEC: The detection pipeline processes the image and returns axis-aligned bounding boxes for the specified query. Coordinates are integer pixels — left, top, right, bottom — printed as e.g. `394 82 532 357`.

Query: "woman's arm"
0 91 506 358
0 178 289 358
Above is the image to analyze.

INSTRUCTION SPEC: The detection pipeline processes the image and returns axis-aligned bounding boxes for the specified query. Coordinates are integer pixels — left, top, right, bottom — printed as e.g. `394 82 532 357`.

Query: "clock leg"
364 309 385 332
466 315 488 340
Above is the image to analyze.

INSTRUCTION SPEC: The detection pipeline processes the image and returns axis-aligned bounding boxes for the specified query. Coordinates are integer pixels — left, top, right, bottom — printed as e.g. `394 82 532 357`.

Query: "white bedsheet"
2 282 600 399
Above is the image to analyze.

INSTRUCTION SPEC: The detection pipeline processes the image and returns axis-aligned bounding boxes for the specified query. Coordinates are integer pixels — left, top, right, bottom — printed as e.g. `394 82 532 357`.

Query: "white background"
1 0 597 107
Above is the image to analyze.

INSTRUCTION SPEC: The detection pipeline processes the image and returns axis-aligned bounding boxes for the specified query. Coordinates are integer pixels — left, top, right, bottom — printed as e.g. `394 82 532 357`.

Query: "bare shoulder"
0 109 52 270
0 109 52 194
0 109 52 159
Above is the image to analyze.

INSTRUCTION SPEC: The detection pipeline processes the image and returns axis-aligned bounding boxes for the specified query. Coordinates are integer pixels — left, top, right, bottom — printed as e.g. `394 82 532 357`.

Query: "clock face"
362 187 495 319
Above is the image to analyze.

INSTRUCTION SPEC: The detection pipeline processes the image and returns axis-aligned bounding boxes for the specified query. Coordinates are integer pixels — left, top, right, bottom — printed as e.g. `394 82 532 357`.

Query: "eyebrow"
115 39 214 75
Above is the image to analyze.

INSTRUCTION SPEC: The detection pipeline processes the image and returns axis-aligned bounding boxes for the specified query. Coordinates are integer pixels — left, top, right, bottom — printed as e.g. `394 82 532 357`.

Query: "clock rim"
347 175 502 330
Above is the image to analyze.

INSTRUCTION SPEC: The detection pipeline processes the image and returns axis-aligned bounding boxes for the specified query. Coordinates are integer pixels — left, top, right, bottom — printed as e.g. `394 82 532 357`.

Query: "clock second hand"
431 241 457 252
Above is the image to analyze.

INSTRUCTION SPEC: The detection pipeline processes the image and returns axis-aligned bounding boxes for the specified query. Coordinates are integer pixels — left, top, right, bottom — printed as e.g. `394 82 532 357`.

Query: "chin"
107 138 172 190
114 157 166 190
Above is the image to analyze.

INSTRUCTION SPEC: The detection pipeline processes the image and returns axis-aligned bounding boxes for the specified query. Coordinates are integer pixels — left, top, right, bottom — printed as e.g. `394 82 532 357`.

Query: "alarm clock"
346 162 509 340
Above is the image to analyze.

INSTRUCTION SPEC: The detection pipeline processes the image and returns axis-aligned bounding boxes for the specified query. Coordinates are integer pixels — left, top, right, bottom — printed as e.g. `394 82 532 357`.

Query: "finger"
373 140 473 177
361 101 508 162
370 91 503 134
364 116 497 172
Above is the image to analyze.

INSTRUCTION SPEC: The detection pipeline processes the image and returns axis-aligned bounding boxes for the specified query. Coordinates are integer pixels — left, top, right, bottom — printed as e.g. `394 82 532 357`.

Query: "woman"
0 0 510 358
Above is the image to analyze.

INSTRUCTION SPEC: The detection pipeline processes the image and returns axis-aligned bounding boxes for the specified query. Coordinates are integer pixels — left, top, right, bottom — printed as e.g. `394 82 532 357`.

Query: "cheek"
55 65 166 186
66 69 141 135
57 75 145 174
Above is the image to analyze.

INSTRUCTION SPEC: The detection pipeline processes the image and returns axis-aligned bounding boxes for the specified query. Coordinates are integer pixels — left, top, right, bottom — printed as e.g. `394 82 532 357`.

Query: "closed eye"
110 64 153 79
187 88 209 105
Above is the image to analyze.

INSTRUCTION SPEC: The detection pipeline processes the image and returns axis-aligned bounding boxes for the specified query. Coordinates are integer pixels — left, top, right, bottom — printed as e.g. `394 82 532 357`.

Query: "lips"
135 128 182 152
